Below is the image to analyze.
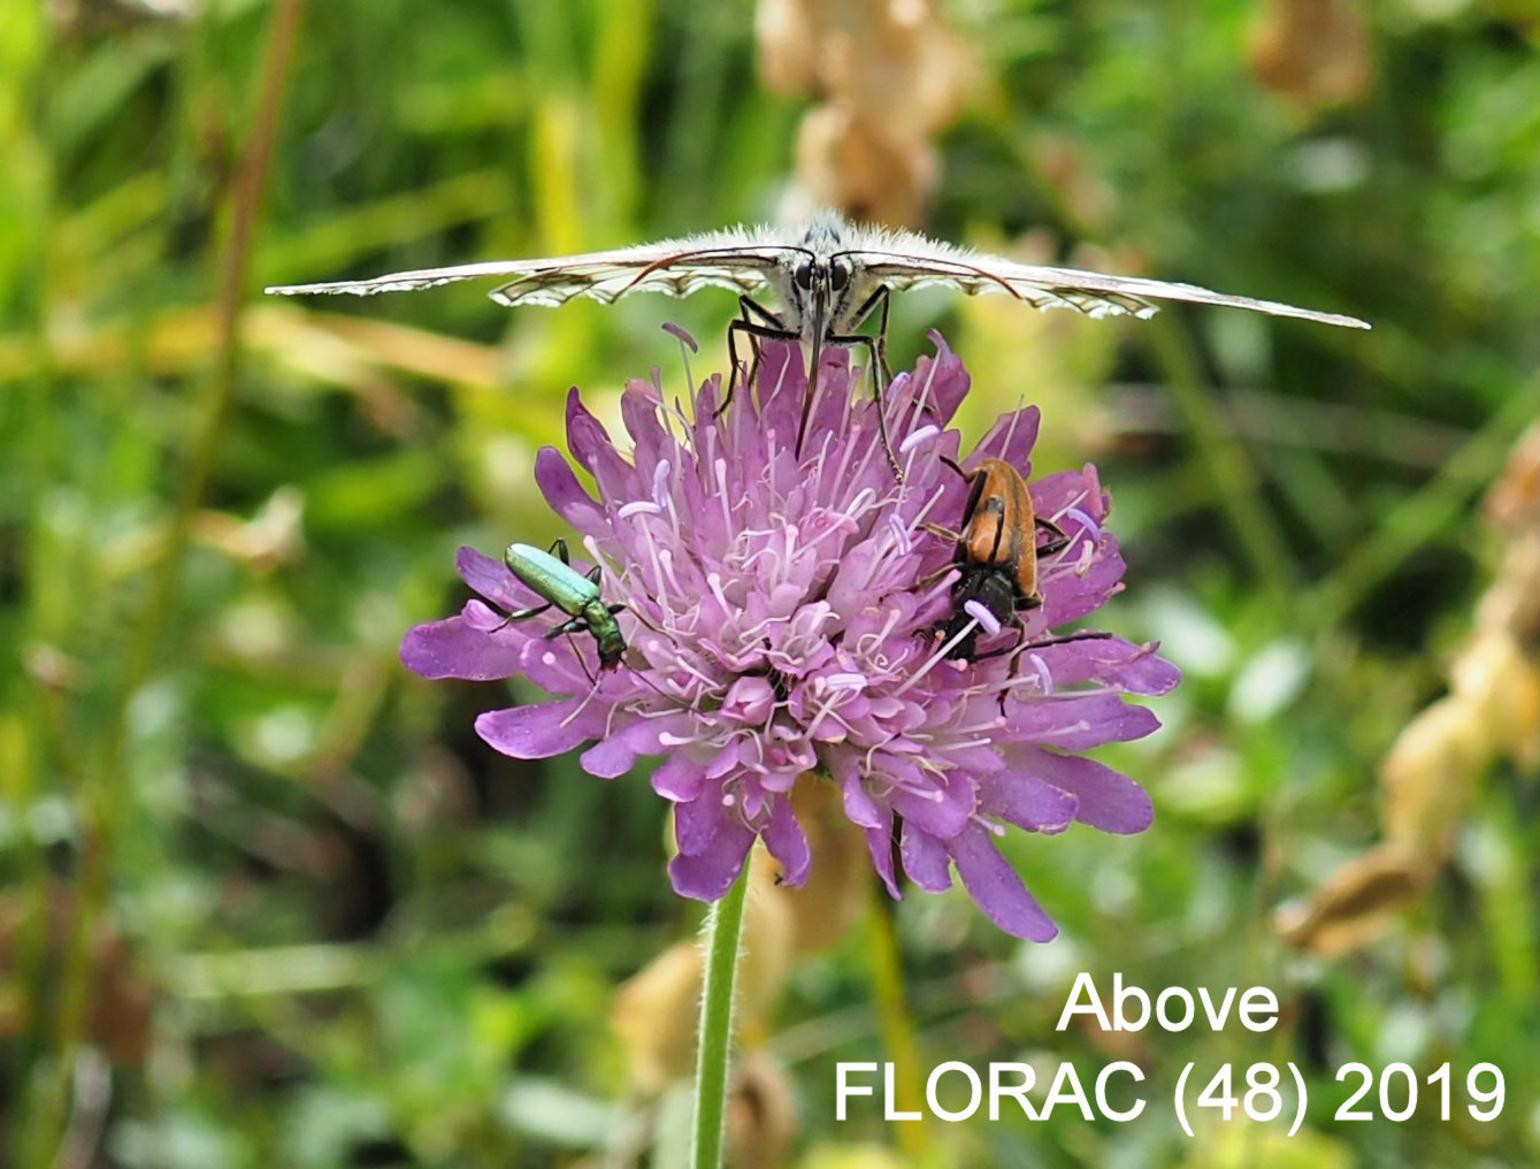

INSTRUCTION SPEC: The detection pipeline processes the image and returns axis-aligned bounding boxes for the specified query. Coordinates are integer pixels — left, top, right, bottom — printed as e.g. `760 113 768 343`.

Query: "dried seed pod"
759 0 973 226
613 831 796 1093
726 1052 798 1169
1248 0 1373 113
795 105 936 229
1279 421 1540 954
1276 847 1429 957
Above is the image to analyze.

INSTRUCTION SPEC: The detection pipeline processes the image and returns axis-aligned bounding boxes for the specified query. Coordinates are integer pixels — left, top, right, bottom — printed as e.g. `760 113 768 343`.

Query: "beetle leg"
547 538 571 565
1034 517 1070 558
915 562 960 589
1018 630 1113 650
502 601 554 623
545 617 588 639
920 522 964 542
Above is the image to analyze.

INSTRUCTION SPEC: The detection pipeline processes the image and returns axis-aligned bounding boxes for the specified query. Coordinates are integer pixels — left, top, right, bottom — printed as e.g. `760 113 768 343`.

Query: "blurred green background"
4 0 1538 1166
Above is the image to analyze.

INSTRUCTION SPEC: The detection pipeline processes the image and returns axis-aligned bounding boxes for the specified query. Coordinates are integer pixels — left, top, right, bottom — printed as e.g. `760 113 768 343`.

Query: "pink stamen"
894 618 980 696
900 423 940 455
1029 652 1053 694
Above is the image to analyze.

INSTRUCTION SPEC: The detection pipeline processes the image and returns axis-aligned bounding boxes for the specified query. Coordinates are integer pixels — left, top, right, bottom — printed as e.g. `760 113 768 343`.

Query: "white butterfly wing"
264 238 792 306
846 247 1370 330
488 250 786 308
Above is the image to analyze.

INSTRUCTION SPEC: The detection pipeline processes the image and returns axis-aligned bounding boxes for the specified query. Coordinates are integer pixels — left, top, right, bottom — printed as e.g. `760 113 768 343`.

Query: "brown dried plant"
1247 0 1374 116
758 0 973 225
1278 423 1540 955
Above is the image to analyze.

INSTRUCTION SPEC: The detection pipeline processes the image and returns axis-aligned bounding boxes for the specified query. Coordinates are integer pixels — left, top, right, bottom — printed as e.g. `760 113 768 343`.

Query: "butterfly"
267 210 1369 472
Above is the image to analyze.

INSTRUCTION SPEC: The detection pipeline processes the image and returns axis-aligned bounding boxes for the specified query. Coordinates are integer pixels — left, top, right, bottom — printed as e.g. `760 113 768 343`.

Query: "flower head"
402 336 1177 940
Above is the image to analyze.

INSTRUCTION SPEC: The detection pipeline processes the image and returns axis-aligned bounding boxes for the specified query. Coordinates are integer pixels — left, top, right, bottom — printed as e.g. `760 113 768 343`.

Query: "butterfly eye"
793 261 814 291
830 261 850 291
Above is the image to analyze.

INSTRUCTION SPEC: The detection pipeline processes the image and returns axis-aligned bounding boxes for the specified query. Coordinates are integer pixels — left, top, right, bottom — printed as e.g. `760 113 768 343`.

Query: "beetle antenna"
938 455 967 482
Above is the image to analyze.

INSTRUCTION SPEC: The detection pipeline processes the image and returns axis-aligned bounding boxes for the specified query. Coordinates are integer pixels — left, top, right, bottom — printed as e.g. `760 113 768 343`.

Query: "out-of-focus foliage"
3 1 1537 1167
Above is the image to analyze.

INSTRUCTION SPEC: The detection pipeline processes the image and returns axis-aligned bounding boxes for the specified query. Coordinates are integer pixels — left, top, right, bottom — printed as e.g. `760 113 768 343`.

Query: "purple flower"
401 336 1178 941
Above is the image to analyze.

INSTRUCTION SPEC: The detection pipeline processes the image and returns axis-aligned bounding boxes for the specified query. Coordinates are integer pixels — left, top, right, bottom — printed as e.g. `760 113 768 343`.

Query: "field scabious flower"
401 337 1177 941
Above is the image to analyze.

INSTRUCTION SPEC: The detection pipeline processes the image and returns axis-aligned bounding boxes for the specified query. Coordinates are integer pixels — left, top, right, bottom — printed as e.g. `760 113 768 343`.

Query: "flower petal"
976 770 1077 834
1023 636 1181 697
894 334 971 430
668 799 756 901
534 446 608 537
862 805 901 899
652 754 710 802
838 768 884 830
518 637 600 694
899 823 953 893
454 546 529 611
579 734 637 779
564 386 614 472
1016 747 1154 834
674 789 727 855
949 823 1058 942
475 699 603 758
1005 693 1160 749
889 767 976 839
971 405 1041 470
400 617 523 681
762 798 811 887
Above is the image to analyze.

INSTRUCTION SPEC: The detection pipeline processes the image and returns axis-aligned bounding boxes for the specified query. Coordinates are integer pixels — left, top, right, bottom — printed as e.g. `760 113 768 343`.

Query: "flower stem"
866 880 932 1163
690 861 751 1169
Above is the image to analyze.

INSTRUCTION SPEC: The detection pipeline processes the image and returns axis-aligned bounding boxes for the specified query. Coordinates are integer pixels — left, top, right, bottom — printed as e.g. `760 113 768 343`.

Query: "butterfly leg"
827 286 902 479
721 297 792 420
838 285 895 389
870 285 893 383
826 332 901 478
726 318 799 423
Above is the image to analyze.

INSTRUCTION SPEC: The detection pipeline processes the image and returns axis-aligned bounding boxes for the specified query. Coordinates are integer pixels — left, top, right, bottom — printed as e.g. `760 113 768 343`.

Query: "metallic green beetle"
501 540 627 670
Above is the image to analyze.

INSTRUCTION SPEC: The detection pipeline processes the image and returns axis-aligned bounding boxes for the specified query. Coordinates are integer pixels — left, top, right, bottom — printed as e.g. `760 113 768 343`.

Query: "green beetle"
501 540 627 670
